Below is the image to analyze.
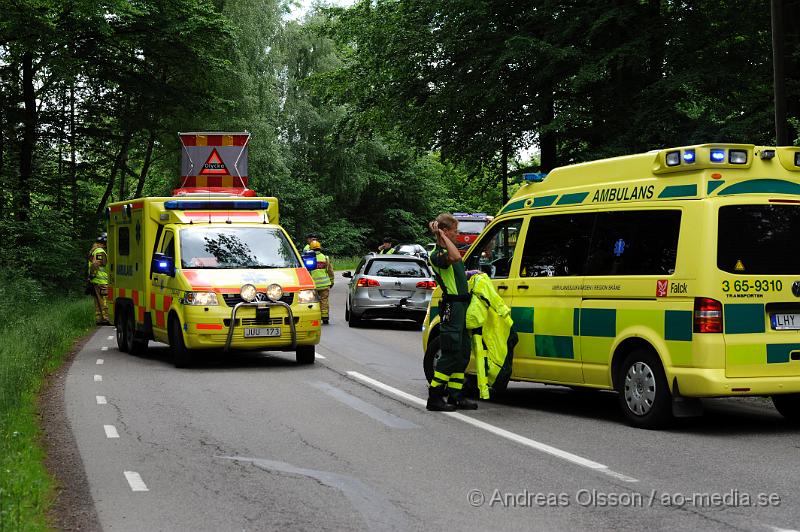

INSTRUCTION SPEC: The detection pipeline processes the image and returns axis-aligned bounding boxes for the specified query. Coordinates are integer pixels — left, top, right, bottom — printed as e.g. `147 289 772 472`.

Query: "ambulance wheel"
772 394 800 422
169 316 192 368
423 335 441 383
124 308 148 356
617 349 672 429
115 306 129 353
296 345 315 365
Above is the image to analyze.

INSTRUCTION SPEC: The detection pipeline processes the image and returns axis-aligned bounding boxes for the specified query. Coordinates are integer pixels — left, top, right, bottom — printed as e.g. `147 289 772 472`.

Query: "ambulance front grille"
221 293 294 307
224 317 300 327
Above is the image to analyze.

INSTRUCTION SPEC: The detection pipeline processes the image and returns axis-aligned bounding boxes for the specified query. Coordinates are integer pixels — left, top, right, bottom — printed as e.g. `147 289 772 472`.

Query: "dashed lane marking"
346 371 638 484
107 336 114 340
101 346 109 351
104 425 119 438
97 359 104 365
316 353 326 359
124 471 149 492
94 375 102 382
96 396 107 405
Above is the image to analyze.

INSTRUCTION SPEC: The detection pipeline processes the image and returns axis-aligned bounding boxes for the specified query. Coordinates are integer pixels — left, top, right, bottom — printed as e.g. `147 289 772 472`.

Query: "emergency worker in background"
309 240 335 324
377 236 395 254
427 214 478 411
303 232 319 252
88 233 110 325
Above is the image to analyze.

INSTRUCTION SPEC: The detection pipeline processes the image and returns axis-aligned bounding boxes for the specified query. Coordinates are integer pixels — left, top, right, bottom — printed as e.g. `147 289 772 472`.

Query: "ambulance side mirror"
152 253 175 277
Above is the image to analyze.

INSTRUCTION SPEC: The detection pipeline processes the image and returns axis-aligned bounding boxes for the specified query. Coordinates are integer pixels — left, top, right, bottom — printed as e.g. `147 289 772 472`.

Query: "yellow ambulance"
422 144 800 427
107 133 321 367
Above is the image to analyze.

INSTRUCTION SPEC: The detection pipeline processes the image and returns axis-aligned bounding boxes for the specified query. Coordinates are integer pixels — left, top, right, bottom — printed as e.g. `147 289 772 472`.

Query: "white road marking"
104 425 119 438
308 381 417 429
316 353 326 359
94 375 102 382
101 346 108 351
96 359 104 365
107 335 114 340
767 526 800 532
96 396 107 405
124 471 149 492
347 371 639 483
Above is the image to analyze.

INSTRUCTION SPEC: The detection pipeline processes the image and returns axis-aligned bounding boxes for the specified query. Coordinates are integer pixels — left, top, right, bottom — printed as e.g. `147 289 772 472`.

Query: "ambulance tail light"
416 280 437 290
694 297 723 333
357 277 380 288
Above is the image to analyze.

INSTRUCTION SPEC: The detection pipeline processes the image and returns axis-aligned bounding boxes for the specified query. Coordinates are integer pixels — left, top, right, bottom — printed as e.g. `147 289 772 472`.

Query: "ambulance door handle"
497 285 509 290
518 284 529 289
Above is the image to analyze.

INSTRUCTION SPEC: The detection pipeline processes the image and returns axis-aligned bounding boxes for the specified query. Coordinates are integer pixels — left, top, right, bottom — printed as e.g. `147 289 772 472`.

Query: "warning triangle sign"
200 148 228 175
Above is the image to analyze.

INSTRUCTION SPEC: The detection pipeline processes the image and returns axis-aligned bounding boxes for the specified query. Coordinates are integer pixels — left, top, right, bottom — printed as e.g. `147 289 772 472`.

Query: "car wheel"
423 335 441 383
296 345 315 364
345 304 350 322
348 308 362 327
115 305 129 353
169 316 192 368
616 349 672 429
772 394 800 422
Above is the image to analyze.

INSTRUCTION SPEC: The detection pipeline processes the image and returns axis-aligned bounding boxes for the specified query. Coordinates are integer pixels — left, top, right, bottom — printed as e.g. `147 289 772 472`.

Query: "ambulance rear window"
718 205 800 274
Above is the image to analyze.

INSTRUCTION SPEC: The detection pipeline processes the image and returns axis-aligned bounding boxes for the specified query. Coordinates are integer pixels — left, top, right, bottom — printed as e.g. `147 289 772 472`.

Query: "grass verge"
332 255 362 271
0 298 94 530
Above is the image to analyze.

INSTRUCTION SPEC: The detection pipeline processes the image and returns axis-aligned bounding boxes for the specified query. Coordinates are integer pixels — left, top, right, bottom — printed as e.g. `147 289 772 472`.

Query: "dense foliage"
0 0 798 293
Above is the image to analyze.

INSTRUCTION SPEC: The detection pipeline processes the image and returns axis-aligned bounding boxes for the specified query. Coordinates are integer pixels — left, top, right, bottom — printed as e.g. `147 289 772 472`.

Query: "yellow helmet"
310 240 321 250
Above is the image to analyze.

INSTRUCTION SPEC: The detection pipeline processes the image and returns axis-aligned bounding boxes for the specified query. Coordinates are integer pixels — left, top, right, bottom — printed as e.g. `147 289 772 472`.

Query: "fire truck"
106 132 321 367
452 212 493 256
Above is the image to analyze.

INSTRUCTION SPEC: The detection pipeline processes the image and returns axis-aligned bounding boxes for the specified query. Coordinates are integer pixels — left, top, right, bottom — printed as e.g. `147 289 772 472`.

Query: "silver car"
343 254 436 328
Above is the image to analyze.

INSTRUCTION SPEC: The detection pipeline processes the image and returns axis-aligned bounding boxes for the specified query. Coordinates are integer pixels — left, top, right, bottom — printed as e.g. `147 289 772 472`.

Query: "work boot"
426 387 456 412
447 394 478 410
322 317 329 325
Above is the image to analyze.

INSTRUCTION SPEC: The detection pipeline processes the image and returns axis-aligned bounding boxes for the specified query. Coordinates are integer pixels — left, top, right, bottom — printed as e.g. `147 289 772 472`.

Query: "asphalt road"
64 273 800 531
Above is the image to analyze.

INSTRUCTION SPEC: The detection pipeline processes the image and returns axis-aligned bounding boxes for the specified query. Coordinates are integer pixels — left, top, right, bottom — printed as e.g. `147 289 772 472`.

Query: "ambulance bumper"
671 368 800 397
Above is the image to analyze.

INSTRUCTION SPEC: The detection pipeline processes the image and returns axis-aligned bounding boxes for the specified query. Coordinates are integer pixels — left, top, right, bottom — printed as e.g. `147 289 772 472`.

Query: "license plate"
243 327 281 338
381 290 412 298
771 314 800 330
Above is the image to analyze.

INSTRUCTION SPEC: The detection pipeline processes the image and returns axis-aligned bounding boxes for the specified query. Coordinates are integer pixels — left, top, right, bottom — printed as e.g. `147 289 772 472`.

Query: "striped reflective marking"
510 307 533 333
557 192 590 205
658 184 697 198
580 308 616 337
724 303 765 334
347 371 638 483
534 335 574 358
664 310 693 341
717 178 800 196
767 344 800 364
707 180 726 194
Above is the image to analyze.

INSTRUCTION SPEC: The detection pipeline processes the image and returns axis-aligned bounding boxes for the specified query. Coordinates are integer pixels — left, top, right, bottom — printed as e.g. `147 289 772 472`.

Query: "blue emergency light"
523 172 547 182
710 149 726 163
682 150 696 163
301 250 317 270
164 200 269 210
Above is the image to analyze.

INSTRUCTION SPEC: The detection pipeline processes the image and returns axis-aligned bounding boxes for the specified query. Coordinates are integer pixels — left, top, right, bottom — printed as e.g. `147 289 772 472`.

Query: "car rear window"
718 204 800 274
458 221 486 234
366 259 429 278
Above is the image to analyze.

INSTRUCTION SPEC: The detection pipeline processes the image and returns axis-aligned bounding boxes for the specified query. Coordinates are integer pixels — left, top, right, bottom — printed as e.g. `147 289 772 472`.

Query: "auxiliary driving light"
266 283 283 302
795 152 800 167
728 150 747 164
240 283 258 302
760 149 776 160
665 151 681 166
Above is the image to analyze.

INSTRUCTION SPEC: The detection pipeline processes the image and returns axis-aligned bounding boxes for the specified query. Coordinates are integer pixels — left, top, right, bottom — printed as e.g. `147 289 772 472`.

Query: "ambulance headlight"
182 292 218 306
240 284 258 302
296 289 319 304
710 149 726 162
266 283 283 302
665 151 681 166
729 150 747 164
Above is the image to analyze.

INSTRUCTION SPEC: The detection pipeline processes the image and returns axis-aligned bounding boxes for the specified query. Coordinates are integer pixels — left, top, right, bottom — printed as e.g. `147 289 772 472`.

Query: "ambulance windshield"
179 227 300 269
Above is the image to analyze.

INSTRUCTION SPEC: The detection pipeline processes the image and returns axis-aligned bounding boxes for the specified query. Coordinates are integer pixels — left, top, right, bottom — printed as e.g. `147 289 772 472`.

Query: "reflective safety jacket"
466 272 514 397
311 251 334 289
88 245 109 285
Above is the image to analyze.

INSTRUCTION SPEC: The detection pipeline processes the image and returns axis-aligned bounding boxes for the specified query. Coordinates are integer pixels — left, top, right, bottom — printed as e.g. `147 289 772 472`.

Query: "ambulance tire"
115 306 129 353
169 316 192 368
772 394 800 422
423 335 441 384
124 307 148 356
296 345 315 365
617 349 672 429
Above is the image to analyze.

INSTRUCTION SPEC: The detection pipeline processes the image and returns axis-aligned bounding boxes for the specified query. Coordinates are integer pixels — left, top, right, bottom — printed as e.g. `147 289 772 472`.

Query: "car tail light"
694 297 723 333
356 277 380 288
416 280 437 289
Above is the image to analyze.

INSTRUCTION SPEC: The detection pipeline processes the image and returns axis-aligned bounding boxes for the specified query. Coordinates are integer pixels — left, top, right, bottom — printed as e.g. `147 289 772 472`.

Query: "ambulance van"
422 144 800 428
107 132 321 367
